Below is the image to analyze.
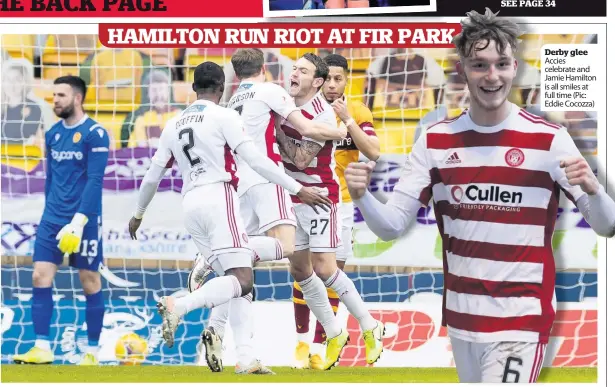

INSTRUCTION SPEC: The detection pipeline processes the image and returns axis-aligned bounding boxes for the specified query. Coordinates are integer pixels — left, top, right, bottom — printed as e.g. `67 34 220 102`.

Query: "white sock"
310 342 325 357
250 236 284 264
298 272 341 339
208 302 230 341
35 339 50 351
325 269 377 331
174 275 242 316
229 293 255 365
297 332 311 344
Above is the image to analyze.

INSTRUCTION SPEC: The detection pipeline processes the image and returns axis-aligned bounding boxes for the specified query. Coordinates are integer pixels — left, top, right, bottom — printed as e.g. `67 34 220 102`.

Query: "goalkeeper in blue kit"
13 76 110 366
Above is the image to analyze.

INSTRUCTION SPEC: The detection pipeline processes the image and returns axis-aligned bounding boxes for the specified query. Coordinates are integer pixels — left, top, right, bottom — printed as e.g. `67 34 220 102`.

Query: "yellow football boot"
309 353 325 370
363 321 385 364
78 353 99 365
13 347 54 365
324 329 349 370
292 341 310 369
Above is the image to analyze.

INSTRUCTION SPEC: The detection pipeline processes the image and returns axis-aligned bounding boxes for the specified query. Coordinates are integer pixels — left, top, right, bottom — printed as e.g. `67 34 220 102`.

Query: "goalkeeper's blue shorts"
33 219 103 271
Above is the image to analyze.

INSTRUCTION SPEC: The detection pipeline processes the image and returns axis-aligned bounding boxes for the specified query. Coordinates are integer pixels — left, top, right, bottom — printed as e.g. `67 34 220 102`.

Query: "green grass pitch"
0 365 597 383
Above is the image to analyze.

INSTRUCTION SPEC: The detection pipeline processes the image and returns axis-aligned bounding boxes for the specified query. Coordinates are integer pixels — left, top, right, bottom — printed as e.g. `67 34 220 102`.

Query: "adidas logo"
445 152 462 164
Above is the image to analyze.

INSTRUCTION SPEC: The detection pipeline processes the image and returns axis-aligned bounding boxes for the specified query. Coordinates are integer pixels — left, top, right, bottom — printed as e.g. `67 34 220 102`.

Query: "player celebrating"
226 48 344 272
291 53 381 369
277 53 385 370
345 9 615 383
13 76 109 366
195 49 344 373
127 62 330 372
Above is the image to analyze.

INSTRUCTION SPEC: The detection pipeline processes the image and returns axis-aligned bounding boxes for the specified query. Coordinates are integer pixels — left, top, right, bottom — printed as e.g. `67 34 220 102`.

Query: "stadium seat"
173 82 195 106
373 119 418 154
79 49 152 112
1 144 44 172
1 35 36 63
86 111 128 149
136 48 175 68
368 79 435 120
185 48 236 81
316 48 373 72
280 48 317 61
32 79 54 103
346 73 366 103
41 35 99 80
414 47 458 73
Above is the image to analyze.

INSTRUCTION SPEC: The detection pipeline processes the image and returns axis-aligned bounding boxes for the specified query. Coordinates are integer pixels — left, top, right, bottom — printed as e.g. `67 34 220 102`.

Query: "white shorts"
240 183 296 235
335 202 354 261
450 336 547 383
183 183 252 272
294 202 342 253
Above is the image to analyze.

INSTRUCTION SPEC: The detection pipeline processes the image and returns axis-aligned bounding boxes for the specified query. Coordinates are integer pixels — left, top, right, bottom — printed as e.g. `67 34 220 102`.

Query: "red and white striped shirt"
227 81 299 196
398 104 586 344
281 93 340 204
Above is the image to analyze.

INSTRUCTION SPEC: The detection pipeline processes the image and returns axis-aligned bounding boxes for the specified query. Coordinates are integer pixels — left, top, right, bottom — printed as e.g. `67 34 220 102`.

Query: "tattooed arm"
277 129 323 171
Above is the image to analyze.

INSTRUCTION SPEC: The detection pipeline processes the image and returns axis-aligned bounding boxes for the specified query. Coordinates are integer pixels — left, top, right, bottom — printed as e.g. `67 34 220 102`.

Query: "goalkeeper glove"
56 213 89 254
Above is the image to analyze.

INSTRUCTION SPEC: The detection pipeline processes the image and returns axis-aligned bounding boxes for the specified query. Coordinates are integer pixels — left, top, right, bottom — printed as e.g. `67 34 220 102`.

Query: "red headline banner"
0 0 262 17
99 23 461 48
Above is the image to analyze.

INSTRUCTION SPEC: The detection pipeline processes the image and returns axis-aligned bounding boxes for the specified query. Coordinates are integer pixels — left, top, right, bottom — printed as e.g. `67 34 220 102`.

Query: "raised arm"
550 129 615 238
332 99 380 161
285 110 346 141
348 162 423 241
348 133 434 241
276 128 323 170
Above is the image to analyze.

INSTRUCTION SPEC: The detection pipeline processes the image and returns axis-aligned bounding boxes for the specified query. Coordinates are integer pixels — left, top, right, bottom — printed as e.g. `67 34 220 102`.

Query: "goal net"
0 33 597 368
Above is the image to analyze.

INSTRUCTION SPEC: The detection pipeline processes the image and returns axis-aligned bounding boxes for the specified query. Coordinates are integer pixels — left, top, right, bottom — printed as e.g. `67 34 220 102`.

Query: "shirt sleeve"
393 132 434 206
549 127 587 205
77 125 110 216
150 120 176 169
301 107 337 147
221 108 253 151
356 103 376 136
265 83 300 119
44 130 52 198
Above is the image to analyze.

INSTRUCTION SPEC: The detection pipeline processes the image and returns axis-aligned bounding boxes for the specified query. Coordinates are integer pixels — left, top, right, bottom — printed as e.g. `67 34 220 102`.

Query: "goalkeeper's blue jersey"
41 115 110 225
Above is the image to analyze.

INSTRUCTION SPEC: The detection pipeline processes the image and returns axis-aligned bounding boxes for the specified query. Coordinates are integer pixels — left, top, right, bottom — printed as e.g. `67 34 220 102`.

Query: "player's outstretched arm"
276 129 323 170
286 110 347 141
224 108 332 212
347 161 422 241
551 129 615 238
56 126 110 254
129 163 169 239
560 157 615 238
129 121 176 239
235 141 332 212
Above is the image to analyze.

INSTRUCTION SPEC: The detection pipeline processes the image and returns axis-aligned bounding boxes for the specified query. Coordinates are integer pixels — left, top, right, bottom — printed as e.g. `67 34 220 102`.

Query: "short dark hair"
302 53 329 83
54 75 87 100
453 8 522 59
324 54 349 73
192 61 225 93
231 49 265 79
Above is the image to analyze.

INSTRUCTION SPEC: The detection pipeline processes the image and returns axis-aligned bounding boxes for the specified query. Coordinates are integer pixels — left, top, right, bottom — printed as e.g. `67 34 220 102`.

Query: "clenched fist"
345 161 376 200
560 156 599 195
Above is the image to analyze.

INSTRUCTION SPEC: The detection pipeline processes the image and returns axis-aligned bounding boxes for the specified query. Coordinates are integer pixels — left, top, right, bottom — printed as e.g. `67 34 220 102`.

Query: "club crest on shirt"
505 148 525 167
54 133 60 142
73 132 82 143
